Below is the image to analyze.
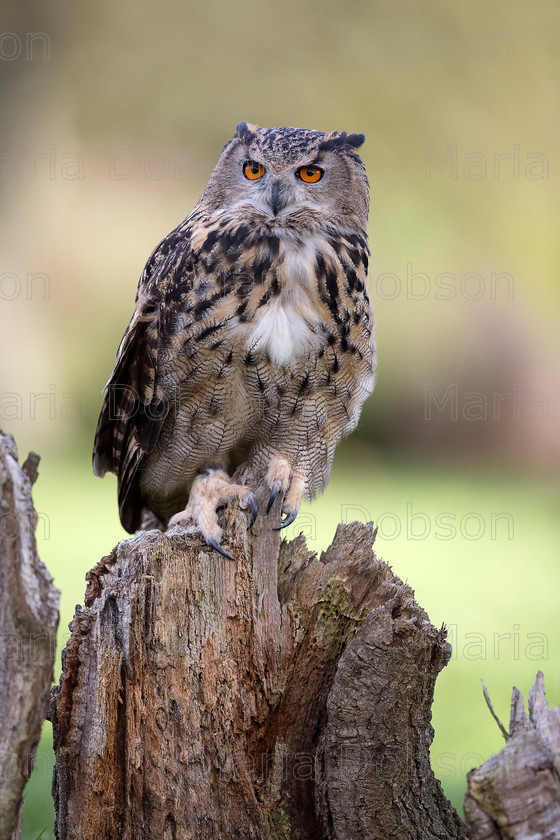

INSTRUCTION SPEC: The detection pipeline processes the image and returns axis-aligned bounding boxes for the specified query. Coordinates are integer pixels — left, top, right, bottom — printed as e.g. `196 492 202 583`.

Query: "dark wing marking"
92 222 196 532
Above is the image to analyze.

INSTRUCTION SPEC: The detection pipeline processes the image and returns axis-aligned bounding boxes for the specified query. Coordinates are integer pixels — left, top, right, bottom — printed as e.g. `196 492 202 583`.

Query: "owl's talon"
206 536 236 561
273 508 298 530
168 468 255 556
265 456 305 530
245 494 258 529
266 480 282 514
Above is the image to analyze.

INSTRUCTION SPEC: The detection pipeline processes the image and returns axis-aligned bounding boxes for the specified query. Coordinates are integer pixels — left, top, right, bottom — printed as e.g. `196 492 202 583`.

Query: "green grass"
20 724 55 840
21 445 560 834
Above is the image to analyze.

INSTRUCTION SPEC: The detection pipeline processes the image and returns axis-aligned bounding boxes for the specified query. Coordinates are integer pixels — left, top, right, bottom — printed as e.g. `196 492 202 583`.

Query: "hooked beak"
269 180 288 216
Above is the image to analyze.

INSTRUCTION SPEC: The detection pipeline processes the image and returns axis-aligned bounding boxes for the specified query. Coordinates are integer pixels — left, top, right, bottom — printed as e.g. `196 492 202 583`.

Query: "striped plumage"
93 122 376 555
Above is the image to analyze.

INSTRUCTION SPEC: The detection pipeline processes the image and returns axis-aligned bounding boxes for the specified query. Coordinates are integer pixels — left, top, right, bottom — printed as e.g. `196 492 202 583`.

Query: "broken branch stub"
0 431 60 840
464 671 560 840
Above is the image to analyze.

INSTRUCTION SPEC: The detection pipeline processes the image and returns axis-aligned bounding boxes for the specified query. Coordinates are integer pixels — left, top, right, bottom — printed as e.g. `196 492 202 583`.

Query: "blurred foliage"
1 0 558 466
0 0 558 836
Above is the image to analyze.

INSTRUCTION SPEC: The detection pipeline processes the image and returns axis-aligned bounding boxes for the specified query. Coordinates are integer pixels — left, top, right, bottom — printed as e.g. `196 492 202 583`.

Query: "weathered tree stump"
50 479 467 840
464 672 560 839
4 430 559 838
0 431 60 840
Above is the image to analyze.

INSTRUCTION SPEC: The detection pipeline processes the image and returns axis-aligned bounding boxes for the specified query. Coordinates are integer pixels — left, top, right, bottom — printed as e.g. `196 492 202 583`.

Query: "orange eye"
297 165 323 183
243 161 265 180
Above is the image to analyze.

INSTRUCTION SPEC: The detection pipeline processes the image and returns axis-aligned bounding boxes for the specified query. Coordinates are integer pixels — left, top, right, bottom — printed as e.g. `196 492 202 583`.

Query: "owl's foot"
265 455 306 530
167 467 257 560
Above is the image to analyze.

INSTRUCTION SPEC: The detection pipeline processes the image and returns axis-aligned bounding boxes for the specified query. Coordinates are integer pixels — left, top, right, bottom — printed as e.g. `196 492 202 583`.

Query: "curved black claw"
246 494 258 530
207 536 236 561
272 509 298 531
266 480 282 514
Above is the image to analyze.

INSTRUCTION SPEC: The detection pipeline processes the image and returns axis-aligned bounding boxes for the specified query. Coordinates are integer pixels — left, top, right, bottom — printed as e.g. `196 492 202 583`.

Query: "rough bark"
464 671 560 839
0 431 60 840
51 478 466 840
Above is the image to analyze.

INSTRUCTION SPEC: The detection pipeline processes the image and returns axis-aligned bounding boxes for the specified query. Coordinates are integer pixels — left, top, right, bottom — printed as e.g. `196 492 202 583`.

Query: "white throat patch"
247 236 324 366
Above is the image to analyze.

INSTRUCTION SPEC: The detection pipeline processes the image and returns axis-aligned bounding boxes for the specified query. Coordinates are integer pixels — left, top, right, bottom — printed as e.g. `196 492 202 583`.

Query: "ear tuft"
346 132 365 148
235 121 258 141
317 131 366 153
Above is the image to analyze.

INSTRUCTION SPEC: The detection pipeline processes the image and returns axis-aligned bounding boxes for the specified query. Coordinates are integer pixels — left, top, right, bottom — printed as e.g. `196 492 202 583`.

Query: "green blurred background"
1 1 558 835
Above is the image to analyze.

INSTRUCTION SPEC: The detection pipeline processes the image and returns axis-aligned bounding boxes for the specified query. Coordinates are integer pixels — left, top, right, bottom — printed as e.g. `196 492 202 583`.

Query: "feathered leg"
167 467 257 559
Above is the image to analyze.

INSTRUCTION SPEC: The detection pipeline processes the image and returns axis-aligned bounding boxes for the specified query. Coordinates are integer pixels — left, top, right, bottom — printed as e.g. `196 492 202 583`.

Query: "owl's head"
201 122 369 232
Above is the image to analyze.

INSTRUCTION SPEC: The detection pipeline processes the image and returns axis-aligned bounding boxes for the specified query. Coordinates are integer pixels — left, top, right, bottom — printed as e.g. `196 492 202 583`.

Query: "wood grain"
0 432 59 840
51 482 465 839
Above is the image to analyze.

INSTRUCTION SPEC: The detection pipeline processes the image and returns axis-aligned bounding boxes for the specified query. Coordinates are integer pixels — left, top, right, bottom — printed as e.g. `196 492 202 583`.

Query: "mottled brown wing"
92 222 196 532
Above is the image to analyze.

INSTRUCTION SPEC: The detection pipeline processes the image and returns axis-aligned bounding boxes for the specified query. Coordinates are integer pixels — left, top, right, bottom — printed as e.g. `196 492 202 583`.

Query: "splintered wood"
464 672 560 840
0 432 60 840
51 489 465 840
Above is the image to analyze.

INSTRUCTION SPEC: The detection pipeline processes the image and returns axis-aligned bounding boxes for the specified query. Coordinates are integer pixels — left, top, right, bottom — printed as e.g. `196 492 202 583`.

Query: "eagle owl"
93 122 376 558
